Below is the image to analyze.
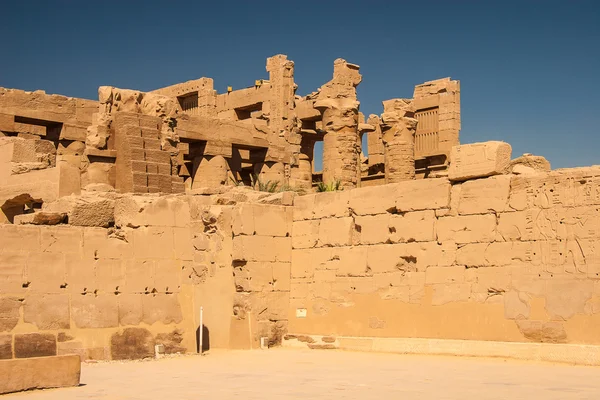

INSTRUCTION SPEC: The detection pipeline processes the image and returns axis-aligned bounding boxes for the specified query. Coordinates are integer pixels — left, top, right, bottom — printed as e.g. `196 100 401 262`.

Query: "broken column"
314 59 362 189
293 136 315 189
192 155 228 189
380 99 418 183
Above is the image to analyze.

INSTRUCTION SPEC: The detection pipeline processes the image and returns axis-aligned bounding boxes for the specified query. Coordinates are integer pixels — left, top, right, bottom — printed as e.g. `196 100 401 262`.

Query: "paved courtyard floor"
6 348 600 399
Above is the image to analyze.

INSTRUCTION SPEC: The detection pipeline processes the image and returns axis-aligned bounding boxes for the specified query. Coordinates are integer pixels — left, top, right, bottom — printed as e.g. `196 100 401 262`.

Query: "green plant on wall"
316 180 342 192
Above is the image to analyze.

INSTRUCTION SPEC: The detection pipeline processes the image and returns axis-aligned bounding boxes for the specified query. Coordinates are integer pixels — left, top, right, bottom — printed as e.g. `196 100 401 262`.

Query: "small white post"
199 306 204 354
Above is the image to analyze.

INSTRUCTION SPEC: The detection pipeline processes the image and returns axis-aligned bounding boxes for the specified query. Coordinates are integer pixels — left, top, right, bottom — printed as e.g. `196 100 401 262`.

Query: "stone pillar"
316 98 360 189
381 99 418 183
253 161 285 184
290 135 315 189
192 155 228 190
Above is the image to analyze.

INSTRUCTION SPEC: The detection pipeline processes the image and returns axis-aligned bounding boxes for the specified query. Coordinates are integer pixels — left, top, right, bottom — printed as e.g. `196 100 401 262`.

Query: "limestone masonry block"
349 184 397 215
0 355 81 395
355 214 390 245
312 191 350 219
71 294 118 329
388 210 436 243
318 217 353 247
14 333 56 358
458 175 511 214
448 141 512 182
292 220 319 249
291 248 332 278
395 178 451 212
23 294 70 330
233 236 291 262
436 214 496 244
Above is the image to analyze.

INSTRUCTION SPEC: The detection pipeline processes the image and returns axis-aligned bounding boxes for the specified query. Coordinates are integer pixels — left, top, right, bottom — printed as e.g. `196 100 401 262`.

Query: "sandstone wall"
0 192 293 360
289 167 600 345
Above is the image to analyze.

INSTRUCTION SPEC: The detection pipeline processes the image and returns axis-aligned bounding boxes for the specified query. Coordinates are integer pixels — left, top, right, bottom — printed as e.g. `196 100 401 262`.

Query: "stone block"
123 259 155 293
292 220 319 249
332 276 374 296
318 217 353 247
395 178 451 212
0 297 21 332
348 184 395 215
110 328 155 360
388 210 435 243
0 355 81 394
64 253 95 294
272 262 291 291
95 258 125 293
117 293 143 326
142 294 183 324
448 141 512 182
71 294 118 328
155 329 186 354
458 175 511 214
253 205 292 237
173 228 193 262
0 225 41 252
23 294 70 330
14 333 56 358
436 214 496 244
0 334 11 359
471 266 511 295
504 291 530 319
233 236 291 262
313 191 350 218
293 194 315 221
132 227 174 259
355 214 390 245
331 246 368 277
425 266 466 284
515 320 567 343
154 259 181 293
545 279 593 320
430 283 471 305
291 248 332 278
0 252 27 294
26 252 66 293
40 226 83 254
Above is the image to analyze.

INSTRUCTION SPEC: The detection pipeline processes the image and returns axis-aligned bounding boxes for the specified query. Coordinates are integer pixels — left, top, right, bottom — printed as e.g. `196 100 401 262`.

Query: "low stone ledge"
0 354 81 395
283 335 600 366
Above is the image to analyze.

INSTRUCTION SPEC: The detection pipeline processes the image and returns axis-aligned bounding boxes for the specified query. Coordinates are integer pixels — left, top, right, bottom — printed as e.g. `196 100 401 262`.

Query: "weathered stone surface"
0 297 21 332
545 280 593 320
515 320 567 343
436 214 496 244
458 175 511 214
0 334 12 359
318 217 353 247
155 329 186 354
448 141 512 182
388 210 435 243
23 294 70 330
0 355 81 395
14 333 57 358
504 291 530 319
509 154 551 175
71 294 118 328
354 214 389 245
395 178 451 212
110 328 155 360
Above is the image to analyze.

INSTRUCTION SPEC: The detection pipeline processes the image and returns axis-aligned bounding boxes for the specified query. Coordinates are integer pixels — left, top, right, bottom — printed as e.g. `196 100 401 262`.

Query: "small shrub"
316 180 342 192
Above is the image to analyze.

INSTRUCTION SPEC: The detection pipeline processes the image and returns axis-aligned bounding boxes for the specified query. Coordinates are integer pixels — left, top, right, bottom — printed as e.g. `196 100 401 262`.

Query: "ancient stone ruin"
1 54 599 390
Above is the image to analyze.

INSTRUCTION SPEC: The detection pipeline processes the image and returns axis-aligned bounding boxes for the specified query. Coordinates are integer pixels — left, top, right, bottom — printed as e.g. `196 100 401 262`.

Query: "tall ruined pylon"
380 99 418 183
314 59 362 189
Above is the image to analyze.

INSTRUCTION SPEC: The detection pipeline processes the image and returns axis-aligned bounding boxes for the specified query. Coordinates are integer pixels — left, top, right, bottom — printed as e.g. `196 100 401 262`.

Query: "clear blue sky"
1 1 599 170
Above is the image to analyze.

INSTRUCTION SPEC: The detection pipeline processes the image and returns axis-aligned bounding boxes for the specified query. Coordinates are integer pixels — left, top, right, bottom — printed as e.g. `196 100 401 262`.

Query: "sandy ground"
6 348 600 399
